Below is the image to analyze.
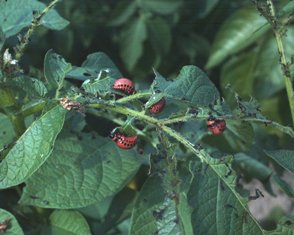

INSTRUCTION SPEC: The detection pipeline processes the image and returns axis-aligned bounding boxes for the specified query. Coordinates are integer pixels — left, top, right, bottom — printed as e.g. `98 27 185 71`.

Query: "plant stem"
87 108 147 138
114 91 152 104
86 100 267 230
265 0 294 126
15 0 61 60
87 102 205 161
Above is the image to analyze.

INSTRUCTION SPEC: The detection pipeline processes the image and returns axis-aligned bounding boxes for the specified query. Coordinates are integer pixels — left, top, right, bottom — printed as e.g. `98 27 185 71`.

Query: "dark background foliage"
1 0 294 234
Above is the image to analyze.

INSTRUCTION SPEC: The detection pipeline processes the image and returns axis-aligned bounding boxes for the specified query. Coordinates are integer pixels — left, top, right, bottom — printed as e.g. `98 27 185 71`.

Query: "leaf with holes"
67 52 122 81
129 175 186 235
44 49 72 89
186 156 264 234
10 76 47 97
153 65 220 107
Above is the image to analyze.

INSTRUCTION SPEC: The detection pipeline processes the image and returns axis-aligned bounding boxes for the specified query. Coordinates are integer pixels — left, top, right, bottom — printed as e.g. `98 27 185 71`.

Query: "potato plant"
0 0 294 234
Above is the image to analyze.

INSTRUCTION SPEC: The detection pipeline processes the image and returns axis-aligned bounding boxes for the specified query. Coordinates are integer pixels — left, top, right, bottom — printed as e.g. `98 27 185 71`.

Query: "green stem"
265 0 294 126
87 102 204 161
114 91 152 104
87 108 147 138
15 0 61 60
86 100 264 230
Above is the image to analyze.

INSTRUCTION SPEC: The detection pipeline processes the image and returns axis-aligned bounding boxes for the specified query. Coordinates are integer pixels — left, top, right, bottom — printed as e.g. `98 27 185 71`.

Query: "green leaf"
223 120 254 152
271 174 294 198
254 27 294 98
82 75 115 96
40 5 69 31
178 120 207 143
0 105 66 189
144 93 165 109
10 76 47 97
0 87 15 107
67 52 122 81
151 70 172 92
233 153 272 181
265 150 294 175
164 65 220 106
129 175 185 235
194 0 219 18
140 0 182 15
19 134 142 208
0 208 24 235
50 210 91 235
78 197 112 221
220 51 257 105
0 113 15 147
146 17 171 57
267 216 294 234
221 26 294 99
97 188 137 234
187 157 264 234
0 27 5 51
280 1 294 16
0 0 68 37
108 1 137 27
119 17 147 71
44 49 72 89
206 5 269 69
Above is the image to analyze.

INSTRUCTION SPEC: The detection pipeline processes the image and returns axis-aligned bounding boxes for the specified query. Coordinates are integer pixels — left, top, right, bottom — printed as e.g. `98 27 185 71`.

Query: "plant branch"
114 91 152 104
15 0 61 60
86 100 268 230
260 0 294 126
87 102 205 161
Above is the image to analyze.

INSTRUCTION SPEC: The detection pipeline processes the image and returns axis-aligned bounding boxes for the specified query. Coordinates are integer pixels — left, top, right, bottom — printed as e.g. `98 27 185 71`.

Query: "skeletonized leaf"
82 76 115 96
44 49 72 89
67 52 122 81
10 76 47 97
